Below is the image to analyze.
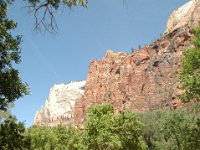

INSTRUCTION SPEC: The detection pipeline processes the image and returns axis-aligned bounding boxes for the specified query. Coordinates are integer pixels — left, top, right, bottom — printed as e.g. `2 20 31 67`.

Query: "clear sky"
9 0 187 127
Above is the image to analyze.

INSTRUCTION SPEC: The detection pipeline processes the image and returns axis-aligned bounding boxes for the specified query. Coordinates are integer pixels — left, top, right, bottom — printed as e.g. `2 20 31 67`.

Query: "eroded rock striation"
34 81 86 126
73 27 193 126
73 0 200 126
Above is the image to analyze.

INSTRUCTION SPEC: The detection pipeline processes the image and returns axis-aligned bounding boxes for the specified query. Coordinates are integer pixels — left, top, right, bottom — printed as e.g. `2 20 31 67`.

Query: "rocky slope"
73 0 200 126
74 27 192 126
34 81 86 126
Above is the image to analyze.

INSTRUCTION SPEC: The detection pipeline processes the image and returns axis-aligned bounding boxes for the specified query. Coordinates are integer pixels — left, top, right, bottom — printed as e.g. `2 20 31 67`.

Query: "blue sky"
9 0 187 127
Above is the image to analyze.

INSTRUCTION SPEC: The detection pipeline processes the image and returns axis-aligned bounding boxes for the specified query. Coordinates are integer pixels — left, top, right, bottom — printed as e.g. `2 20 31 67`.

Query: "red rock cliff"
73 0 200 126
33 0 200 127
74 27 193 126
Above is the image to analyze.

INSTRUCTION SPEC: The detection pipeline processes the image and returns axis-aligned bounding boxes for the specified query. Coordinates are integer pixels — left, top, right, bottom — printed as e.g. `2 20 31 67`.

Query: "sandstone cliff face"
34 81 85 126
34 0 200 127
73 28 192 126
165 0 200 34
73 0 200 126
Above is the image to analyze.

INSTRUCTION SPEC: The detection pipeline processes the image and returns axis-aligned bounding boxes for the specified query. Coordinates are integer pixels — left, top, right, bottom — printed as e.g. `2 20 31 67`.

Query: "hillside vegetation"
1 103 200 150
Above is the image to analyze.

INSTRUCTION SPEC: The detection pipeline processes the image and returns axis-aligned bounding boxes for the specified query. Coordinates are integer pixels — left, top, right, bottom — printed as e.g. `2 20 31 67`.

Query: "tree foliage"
0 103 13 124
53 125 83 150
25 104 147 150
163 110 200 150
83 104 121 150
0 115 30 150
179 26 200 102
83 104 147 150
2 104 197 150
0 0 29 111
27 125 57 150
139 108 200 150
26 125 82 150
114 110 147 150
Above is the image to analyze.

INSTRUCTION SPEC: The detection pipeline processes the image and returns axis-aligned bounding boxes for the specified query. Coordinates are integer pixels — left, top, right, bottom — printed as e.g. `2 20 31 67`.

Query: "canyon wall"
34 0 200 127
73 27 193 126
73 0 200 126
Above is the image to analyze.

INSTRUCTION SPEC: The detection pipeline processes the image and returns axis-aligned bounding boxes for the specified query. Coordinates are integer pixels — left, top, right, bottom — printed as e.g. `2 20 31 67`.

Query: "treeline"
0 103 200 150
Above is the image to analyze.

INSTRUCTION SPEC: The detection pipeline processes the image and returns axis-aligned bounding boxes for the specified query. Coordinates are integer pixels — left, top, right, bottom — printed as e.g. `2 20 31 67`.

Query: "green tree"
0 103 13 123
54 125 83 150
114 110 147 150
179 26 200 102
163 110 200 150
0 115 30 150
0 0 29 111
139 110 171 150
26 125 84 150
139 109 200 150
83 104 147 150
27 125 57 150
83 104 121 150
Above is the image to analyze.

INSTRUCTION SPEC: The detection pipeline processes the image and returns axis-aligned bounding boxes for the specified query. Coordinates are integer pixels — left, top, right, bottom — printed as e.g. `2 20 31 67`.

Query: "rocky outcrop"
34 0 200 127
73 27 193 126
73 0 200 126
34 81 85 126
165 0 200 34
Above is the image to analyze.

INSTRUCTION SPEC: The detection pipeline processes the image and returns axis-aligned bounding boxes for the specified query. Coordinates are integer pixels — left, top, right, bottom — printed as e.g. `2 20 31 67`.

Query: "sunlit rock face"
34 81 86 126
74 28 192 126
34 0 200 128
165 0 200 34
73 0 200 126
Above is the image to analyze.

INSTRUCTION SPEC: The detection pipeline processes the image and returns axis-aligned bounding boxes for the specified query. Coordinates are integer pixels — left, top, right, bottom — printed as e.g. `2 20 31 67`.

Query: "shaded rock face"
74 27 193 126
34 81 85 126
165 0 200 34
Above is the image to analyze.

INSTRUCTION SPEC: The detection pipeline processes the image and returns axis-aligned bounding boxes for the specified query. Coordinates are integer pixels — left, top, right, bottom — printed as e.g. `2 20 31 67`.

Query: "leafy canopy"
20 104 200 150
139 107 200 150
27 125 82 150
83 104 147 150
0 115 30 150
163 110 200 150
25 104 147 150
0 0 29 111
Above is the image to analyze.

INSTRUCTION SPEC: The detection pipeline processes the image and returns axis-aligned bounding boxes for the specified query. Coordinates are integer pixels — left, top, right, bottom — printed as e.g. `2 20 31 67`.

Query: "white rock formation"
34 80 86 126
165 0 200 34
